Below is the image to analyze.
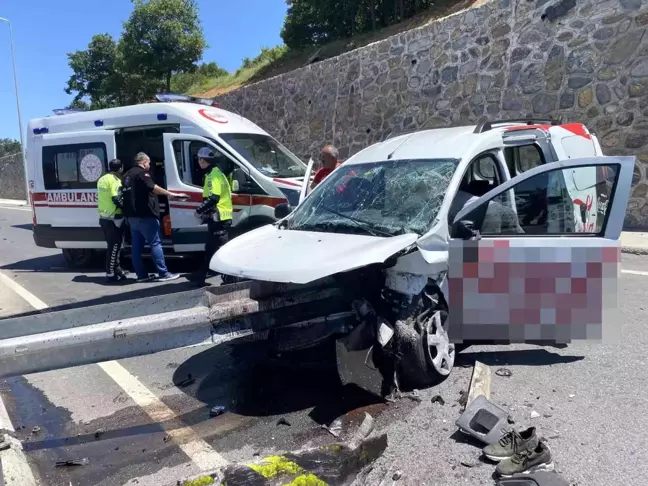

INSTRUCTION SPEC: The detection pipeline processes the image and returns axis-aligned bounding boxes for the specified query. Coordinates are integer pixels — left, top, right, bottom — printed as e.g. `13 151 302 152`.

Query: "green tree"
0 139 21 159
120 0 206 92
281 0 436 49
171 62 228 93
64 34 122 109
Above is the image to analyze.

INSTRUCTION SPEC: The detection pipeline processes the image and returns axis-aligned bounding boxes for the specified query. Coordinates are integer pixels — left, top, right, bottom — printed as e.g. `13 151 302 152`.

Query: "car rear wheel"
62 249 95 269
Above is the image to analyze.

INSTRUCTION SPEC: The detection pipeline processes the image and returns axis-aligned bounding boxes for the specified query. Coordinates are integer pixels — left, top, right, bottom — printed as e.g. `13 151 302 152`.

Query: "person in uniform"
186 147 234 286
97 158 128 282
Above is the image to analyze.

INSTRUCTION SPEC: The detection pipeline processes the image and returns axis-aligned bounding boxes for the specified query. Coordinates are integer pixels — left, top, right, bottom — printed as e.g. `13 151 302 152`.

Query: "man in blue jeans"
121 152 187 282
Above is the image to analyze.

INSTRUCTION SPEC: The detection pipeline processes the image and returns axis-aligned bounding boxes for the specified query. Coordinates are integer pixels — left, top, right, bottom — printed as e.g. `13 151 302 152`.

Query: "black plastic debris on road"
455 395 510 445
55 458 89 467
431 395 446 406
210 406 226 417
392 470 403 480
175 374 195 388
495 368 513 377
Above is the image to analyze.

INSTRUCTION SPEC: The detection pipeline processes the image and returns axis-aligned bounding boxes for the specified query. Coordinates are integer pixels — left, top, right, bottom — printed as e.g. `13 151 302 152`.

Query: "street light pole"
0 17 29 204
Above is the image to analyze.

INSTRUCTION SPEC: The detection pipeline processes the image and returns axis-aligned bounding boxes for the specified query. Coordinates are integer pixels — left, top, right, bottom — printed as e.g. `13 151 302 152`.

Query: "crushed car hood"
211 224 419 284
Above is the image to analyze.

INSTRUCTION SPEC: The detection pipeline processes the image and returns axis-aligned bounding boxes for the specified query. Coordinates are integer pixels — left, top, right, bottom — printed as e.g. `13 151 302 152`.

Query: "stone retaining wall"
216 0 648 228
0 153 26 201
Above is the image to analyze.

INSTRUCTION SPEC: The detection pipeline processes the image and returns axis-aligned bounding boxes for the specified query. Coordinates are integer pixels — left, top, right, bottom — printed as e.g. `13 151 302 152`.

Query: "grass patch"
192 0 482 98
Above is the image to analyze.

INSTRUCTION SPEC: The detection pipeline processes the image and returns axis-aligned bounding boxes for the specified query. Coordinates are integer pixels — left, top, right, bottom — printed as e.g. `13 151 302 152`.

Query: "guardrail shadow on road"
171 340 383 425
15 341 384 456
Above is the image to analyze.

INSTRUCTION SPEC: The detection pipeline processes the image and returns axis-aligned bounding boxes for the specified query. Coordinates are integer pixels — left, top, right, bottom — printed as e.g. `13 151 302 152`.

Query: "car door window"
505 144 545 175
456 163 620 237
448 153 503 225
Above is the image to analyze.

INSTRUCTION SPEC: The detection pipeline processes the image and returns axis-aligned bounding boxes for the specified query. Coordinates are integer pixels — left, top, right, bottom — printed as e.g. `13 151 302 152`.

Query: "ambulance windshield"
220 133 306 179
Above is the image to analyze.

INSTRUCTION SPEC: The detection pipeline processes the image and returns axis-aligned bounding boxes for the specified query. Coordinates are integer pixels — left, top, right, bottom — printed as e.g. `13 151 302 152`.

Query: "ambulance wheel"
62 249 95 269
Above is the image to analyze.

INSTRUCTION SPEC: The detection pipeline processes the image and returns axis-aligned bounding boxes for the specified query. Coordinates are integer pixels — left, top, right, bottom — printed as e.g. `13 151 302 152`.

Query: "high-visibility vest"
203 167 233 221
97 173 122 218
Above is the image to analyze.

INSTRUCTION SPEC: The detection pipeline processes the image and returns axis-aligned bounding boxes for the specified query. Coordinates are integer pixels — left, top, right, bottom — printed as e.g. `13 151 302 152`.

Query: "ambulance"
25 94 308 268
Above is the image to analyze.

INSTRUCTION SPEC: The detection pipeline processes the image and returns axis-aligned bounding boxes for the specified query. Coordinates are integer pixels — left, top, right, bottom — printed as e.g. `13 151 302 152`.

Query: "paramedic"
97 158 128 282
121 152 187 283
186 147 234 287
311 145 338 190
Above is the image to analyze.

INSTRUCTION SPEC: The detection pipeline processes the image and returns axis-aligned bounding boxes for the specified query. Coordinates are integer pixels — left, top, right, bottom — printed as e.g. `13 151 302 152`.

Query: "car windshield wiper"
319 205 394 237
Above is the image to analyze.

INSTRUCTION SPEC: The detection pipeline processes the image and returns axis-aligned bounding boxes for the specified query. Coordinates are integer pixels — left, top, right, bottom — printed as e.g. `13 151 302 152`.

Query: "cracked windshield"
289 159 458 237
220 133 306 178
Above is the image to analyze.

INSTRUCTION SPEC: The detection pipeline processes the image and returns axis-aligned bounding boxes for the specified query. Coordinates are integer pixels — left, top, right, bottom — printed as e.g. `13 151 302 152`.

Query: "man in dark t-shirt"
122 152 187 282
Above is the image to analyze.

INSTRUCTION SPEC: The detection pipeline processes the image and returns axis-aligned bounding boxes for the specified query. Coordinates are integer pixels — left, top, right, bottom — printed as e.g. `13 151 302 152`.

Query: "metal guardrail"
0 279 354 378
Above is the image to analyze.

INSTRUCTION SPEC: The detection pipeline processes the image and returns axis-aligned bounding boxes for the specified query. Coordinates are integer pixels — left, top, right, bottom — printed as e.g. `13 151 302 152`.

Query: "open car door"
299 158 315 205
447 156 634 344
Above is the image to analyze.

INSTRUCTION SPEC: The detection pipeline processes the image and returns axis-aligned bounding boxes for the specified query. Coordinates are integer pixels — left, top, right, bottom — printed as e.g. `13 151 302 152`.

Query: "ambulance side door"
163 133 253 252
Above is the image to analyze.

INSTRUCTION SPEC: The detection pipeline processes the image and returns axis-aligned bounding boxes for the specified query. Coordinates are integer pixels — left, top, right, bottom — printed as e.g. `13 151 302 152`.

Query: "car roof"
346 125 494 165
344 122 584 166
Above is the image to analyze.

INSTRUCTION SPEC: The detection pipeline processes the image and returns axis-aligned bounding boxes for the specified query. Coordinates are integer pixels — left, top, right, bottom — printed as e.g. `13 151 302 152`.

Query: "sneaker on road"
136 274 155 283
106 273 128 283
496 441 554 477
483 427 539 462
156 273 180 282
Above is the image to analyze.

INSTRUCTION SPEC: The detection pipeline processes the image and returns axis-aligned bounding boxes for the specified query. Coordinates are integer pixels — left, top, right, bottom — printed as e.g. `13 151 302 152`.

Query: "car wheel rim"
424 310 455 376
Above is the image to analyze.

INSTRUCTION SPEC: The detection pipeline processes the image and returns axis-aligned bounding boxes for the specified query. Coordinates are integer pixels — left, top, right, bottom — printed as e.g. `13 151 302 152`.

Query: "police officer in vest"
97 158 129 282
186 147 234 286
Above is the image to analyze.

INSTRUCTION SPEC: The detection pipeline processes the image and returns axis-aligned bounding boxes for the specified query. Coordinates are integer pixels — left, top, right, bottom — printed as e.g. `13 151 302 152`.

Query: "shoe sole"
484 453 509 463
156 275 180 282
498 461 555 478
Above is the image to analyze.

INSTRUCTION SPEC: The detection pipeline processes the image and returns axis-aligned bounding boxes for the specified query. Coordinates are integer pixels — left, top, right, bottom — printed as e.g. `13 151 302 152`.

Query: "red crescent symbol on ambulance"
198 109 228 124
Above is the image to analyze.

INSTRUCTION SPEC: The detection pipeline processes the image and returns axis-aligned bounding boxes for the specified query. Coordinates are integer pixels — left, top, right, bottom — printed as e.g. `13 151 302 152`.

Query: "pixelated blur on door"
447 156 634 345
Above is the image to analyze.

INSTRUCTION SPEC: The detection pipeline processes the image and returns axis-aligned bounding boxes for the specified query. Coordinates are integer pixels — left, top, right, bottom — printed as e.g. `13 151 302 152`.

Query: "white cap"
197 147 217 159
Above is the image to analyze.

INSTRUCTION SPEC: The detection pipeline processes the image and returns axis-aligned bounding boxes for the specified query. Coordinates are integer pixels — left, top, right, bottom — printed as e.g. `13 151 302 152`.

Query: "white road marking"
0 396 14 433
98 362 228 470
621 269 648 276
0 273 228 474
0 275 38 485
0 272 47 310
0 206 32 212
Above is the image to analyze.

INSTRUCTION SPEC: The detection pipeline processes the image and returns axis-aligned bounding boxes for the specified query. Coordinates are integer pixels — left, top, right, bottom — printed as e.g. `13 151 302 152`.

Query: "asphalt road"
1 203 648 486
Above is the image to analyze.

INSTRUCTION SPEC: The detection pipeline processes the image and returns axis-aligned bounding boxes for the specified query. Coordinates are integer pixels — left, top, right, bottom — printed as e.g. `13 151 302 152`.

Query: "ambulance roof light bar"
154 92 219 107
52 108 86 116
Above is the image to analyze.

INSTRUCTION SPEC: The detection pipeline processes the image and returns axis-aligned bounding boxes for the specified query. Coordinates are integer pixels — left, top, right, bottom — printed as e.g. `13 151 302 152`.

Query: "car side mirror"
274 202 291 220
452 219 481 240
231 180 240 192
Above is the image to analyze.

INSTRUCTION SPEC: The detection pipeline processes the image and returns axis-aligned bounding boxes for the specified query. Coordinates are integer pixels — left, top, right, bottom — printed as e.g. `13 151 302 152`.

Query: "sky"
0 0 288 141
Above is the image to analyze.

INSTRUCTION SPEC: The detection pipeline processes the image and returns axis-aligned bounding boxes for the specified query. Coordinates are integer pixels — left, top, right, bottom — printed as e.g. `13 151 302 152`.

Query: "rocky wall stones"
0 153 26 200
216 0 648 228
